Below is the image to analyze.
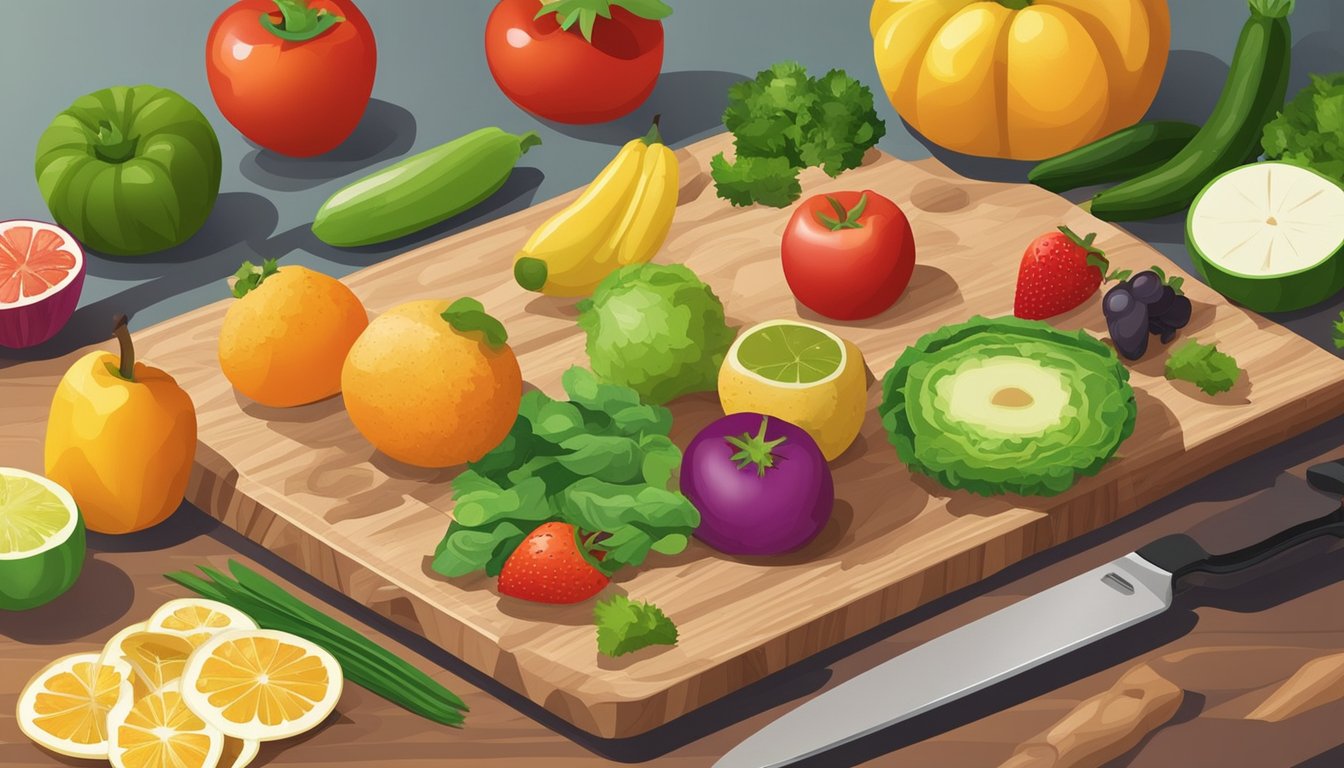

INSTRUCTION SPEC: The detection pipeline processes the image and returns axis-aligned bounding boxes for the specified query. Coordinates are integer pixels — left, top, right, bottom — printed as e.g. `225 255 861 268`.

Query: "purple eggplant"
680 412 834 555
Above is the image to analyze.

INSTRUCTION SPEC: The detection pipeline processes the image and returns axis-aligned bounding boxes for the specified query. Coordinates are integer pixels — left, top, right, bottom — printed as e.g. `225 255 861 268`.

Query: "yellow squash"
45 316 196 534
871 0 1170 160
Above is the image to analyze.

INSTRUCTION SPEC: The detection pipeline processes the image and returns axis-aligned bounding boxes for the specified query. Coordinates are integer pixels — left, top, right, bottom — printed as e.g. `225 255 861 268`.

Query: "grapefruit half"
0 219 85 348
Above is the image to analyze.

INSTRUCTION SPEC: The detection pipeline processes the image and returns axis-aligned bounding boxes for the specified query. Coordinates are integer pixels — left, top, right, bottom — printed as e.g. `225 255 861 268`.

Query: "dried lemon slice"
121 631 195 693
107 682 224 768
180 628 342 741
16 652 131 759
148 598 256 648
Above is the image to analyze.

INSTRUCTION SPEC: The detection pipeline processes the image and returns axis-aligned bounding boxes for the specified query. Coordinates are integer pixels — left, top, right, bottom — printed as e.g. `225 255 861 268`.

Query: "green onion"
166 561 468 727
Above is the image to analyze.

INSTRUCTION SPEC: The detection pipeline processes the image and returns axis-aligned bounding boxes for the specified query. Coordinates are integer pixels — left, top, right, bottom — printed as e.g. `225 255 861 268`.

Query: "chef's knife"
713 460 1344 768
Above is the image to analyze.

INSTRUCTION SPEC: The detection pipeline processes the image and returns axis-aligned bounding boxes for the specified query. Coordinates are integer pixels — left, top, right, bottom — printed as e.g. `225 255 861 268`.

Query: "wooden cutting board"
8 132 1344 739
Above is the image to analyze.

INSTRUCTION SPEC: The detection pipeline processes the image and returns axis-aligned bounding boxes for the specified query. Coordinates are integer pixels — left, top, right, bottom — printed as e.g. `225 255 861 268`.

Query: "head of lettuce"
577 264 735 405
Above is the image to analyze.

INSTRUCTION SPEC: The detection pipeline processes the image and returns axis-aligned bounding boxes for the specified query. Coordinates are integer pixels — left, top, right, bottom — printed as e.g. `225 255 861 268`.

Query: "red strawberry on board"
498 521 609 604
1014 226 1121 320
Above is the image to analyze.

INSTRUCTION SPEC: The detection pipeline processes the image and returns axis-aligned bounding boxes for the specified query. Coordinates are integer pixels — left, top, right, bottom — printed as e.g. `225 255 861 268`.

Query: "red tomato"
484 0 665 124
206 0 377 157
781 191 917 321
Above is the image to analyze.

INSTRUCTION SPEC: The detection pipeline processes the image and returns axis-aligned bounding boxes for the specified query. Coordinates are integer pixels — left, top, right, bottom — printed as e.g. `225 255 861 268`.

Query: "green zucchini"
1089 0 1294 222
313 127 541 247
1029 121 1200 194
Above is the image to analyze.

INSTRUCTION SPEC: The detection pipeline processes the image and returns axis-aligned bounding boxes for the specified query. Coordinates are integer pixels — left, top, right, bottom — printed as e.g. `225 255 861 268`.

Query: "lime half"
0 468 85 611
731 320 845 386
719 320 867 460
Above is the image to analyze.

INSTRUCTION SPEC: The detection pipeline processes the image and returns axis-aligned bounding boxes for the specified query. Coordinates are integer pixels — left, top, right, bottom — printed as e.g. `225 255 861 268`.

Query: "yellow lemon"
718 320 868 461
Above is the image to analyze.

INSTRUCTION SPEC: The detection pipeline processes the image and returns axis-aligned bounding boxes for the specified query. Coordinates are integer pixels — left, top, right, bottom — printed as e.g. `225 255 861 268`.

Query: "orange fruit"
180 629 342 742
218 264 368 407
0 219 85 349
148 598 257 647
16 652 131 759
341 298 522 468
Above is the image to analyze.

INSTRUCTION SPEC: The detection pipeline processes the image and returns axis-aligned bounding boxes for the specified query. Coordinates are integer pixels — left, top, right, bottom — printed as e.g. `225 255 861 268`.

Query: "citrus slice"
1188 162 1344 312
121 631 196 693
149 598 257 647
0 467 85 611
181 629 343 741
107 682 224 768
100 621 154 700
16 652 131 759
220 737 260 768
0 219 86 349
718 320 868 460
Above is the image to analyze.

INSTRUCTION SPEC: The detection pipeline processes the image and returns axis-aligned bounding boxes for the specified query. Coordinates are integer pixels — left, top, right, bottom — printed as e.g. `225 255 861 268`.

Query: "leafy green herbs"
712 61 886 208
1334 311 1344 350
709 154 803 208
431 367 699 580
1262 73 1344 182
594 595 678 657
231 259 279 299
1165 340 1242 395
167 561 467 727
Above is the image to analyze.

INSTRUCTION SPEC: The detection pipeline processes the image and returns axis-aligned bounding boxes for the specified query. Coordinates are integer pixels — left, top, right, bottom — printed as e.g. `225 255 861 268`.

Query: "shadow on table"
0 191 280 369
538 70 747 148
238 99 418 192
0 558 134 644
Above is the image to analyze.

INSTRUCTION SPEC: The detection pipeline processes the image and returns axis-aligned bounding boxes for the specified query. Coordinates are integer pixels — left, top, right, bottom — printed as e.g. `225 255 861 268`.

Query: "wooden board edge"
179 368 1344 739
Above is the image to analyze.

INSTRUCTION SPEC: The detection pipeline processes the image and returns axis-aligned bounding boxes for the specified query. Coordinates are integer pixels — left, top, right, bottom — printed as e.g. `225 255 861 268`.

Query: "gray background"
0 0 1341 362
3 2 1344 764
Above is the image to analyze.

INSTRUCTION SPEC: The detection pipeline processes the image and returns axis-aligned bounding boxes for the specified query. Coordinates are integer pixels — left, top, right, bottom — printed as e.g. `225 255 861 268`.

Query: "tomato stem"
815 193 869 231
535 0 672 44
111 314 136 382
94 121 137 164
724 416 788 478
261 0 344 42
997 0 1033 9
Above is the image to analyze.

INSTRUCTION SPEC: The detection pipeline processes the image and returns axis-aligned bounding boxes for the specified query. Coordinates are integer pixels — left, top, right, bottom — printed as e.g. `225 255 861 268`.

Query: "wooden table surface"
6 393 1344 767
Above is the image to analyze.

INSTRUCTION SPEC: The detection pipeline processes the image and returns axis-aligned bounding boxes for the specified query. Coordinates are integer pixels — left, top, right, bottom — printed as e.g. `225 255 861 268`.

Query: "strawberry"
1014 226 1120 320
497 521 609 604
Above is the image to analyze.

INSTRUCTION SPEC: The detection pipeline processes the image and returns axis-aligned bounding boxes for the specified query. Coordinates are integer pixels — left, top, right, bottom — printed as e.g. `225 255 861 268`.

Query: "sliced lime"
733 321 843 384
0 468 84 611
0 472 73 555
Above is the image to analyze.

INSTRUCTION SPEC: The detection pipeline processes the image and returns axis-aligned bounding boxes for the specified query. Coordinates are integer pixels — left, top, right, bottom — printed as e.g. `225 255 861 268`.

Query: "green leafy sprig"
712 61 886 208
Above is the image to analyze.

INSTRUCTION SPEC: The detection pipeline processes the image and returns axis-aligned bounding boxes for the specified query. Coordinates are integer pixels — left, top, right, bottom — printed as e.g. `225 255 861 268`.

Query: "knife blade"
714 460 1344 768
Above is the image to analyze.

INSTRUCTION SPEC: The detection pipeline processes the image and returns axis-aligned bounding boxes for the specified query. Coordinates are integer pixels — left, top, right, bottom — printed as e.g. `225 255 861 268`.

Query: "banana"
616 142 678 266
513 124 680 297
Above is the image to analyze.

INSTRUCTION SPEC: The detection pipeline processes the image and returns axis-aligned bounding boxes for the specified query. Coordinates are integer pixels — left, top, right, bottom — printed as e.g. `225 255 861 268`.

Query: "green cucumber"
1088 0 1293 221
313 127 542 247
1028 121 1200 194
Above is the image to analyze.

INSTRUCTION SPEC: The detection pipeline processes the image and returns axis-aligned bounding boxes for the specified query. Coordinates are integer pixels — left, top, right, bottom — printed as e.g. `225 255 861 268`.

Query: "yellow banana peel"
514 123 679 297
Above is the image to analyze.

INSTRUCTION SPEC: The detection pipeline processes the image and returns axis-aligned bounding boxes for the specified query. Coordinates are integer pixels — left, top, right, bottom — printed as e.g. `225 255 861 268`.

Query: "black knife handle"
1136 459 1344 580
